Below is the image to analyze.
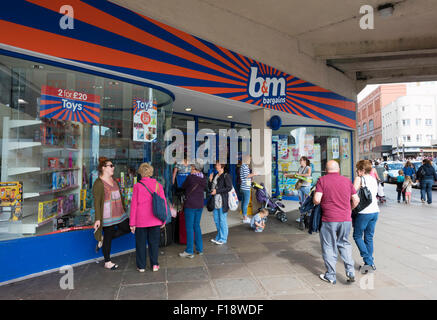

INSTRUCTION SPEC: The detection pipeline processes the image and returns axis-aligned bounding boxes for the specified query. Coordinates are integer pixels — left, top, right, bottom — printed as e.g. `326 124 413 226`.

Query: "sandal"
104 262 118 270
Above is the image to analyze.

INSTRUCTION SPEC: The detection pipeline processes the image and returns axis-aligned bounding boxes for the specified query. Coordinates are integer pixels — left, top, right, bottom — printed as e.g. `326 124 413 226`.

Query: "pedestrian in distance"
93 157 130 270
240 155 257 224
209 162 233 245
403 161 416 180
416 159 437 204
129 163 167 272
313 160 360 284
353 160 380 274
250 208 269 232
402 176 414 205
396 170 406 203
179 161 207 259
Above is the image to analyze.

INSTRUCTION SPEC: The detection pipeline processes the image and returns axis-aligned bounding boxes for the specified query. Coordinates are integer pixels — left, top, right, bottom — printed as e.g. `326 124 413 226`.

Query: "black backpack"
417 166 426 180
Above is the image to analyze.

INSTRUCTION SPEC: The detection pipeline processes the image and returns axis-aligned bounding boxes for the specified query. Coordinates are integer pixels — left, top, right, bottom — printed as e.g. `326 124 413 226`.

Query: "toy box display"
38 193 79 224
54 209 94 231
0 181 23 222
38 199 58 224
38 118 80 149
52 171 77 190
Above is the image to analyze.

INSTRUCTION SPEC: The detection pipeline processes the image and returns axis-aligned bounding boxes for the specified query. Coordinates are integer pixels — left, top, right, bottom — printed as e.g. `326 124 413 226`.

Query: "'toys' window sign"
133 98 157 142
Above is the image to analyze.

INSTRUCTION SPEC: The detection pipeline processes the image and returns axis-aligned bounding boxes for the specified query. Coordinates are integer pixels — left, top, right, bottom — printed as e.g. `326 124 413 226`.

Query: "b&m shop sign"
40 86 101 124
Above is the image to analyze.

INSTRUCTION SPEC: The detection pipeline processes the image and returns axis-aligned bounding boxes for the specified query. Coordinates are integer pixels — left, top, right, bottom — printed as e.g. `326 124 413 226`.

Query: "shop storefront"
0 1 356 284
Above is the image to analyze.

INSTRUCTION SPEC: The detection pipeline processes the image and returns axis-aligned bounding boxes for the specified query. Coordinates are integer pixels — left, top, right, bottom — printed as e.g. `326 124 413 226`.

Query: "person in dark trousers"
209 162 233 245
396 170 406 203
416 159 437 204
179 162 207 258
93 157 130 270
129 163 167 272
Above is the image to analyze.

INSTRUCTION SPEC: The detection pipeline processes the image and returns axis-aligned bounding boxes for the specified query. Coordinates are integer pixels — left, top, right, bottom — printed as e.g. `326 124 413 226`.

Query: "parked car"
383 162 404 183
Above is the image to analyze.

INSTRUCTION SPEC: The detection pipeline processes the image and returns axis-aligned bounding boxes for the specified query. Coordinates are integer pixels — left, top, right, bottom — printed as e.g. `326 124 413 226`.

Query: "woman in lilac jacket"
130 163 167 272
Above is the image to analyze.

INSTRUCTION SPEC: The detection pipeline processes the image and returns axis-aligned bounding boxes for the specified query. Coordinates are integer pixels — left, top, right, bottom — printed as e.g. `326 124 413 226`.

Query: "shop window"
0 54 173 240
271 126 352 197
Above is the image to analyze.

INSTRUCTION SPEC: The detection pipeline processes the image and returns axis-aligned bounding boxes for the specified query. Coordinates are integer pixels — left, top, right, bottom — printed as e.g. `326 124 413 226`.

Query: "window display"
272 126 352 198
0 54 173 240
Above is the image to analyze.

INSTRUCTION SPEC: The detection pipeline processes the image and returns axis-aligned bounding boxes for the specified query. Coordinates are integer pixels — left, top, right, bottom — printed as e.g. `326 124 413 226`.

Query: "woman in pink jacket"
129 163 166 272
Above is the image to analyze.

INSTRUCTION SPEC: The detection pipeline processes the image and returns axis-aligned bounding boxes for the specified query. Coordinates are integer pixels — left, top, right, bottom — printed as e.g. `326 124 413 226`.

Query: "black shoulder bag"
352 176 372 218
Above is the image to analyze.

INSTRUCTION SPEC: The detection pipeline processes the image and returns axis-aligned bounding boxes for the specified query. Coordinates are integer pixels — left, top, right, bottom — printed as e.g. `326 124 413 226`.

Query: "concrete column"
251 108 272 211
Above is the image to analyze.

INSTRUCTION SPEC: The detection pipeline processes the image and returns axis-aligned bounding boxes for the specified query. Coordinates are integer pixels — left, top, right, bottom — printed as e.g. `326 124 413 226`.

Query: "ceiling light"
185 107 192 112
227 115 233 119
377 3 394 17
31 64 44 69
108 81 119 86
18 99 28 104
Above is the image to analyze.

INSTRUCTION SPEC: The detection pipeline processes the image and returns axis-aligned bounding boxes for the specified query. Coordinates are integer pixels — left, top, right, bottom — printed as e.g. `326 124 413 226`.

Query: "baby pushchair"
376 180 386 205
252 182 287 222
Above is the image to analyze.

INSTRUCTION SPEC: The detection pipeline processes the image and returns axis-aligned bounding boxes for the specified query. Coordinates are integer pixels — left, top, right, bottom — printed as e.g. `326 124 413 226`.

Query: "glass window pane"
0 54 173 240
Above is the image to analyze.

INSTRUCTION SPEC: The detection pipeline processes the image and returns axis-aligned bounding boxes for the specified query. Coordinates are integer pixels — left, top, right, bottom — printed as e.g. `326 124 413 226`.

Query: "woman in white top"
352 160 380 274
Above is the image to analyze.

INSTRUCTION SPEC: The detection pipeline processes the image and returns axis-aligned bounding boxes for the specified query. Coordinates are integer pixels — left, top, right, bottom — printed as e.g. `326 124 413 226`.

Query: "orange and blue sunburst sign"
39 86 101 124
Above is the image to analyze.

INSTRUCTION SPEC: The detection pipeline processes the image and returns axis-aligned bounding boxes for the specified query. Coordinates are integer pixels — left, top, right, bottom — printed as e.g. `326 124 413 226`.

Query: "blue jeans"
299 186 311 206
241 189 251 218
353 213 378 266
421 180 434 204
213 207 228 243
320 221 355 282
184 208 203 254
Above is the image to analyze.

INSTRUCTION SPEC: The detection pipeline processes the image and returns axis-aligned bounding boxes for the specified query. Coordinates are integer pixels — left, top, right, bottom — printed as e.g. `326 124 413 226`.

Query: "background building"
358 84 406 159
382 82 437 159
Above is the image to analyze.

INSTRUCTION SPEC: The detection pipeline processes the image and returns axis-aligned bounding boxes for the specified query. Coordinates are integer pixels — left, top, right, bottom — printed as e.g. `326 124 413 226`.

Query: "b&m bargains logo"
248 66 287 106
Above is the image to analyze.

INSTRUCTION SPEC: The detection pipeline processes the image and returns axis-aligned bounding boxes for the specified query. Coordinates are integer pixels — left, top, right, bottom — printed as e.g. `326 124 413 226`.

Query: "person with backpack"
179 161 207 258
416 159 437 204
129 163 167 272
396 170 406 203
208 161 233 245
353 160 380 274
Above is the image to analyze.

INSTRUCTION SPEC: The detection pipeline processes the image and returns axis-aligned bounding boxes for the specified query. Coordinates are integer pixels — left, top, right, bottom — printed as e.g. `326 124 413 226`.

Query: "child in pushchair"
252 182 287 222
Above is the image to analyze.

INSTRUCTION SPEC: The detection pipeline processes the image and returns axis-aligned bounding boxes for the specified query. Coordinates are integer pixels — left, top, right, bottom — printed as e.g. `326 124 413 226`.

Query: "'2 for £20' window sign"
40 86 101 124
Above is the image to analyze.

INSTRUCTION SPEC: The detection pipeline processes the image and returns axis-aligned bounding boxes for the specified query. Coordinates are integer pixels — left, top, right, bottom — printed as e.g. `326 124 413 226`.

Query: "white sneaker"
215 240 225 245
211 239 218 244
242 218 251 224
179 251 194 259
